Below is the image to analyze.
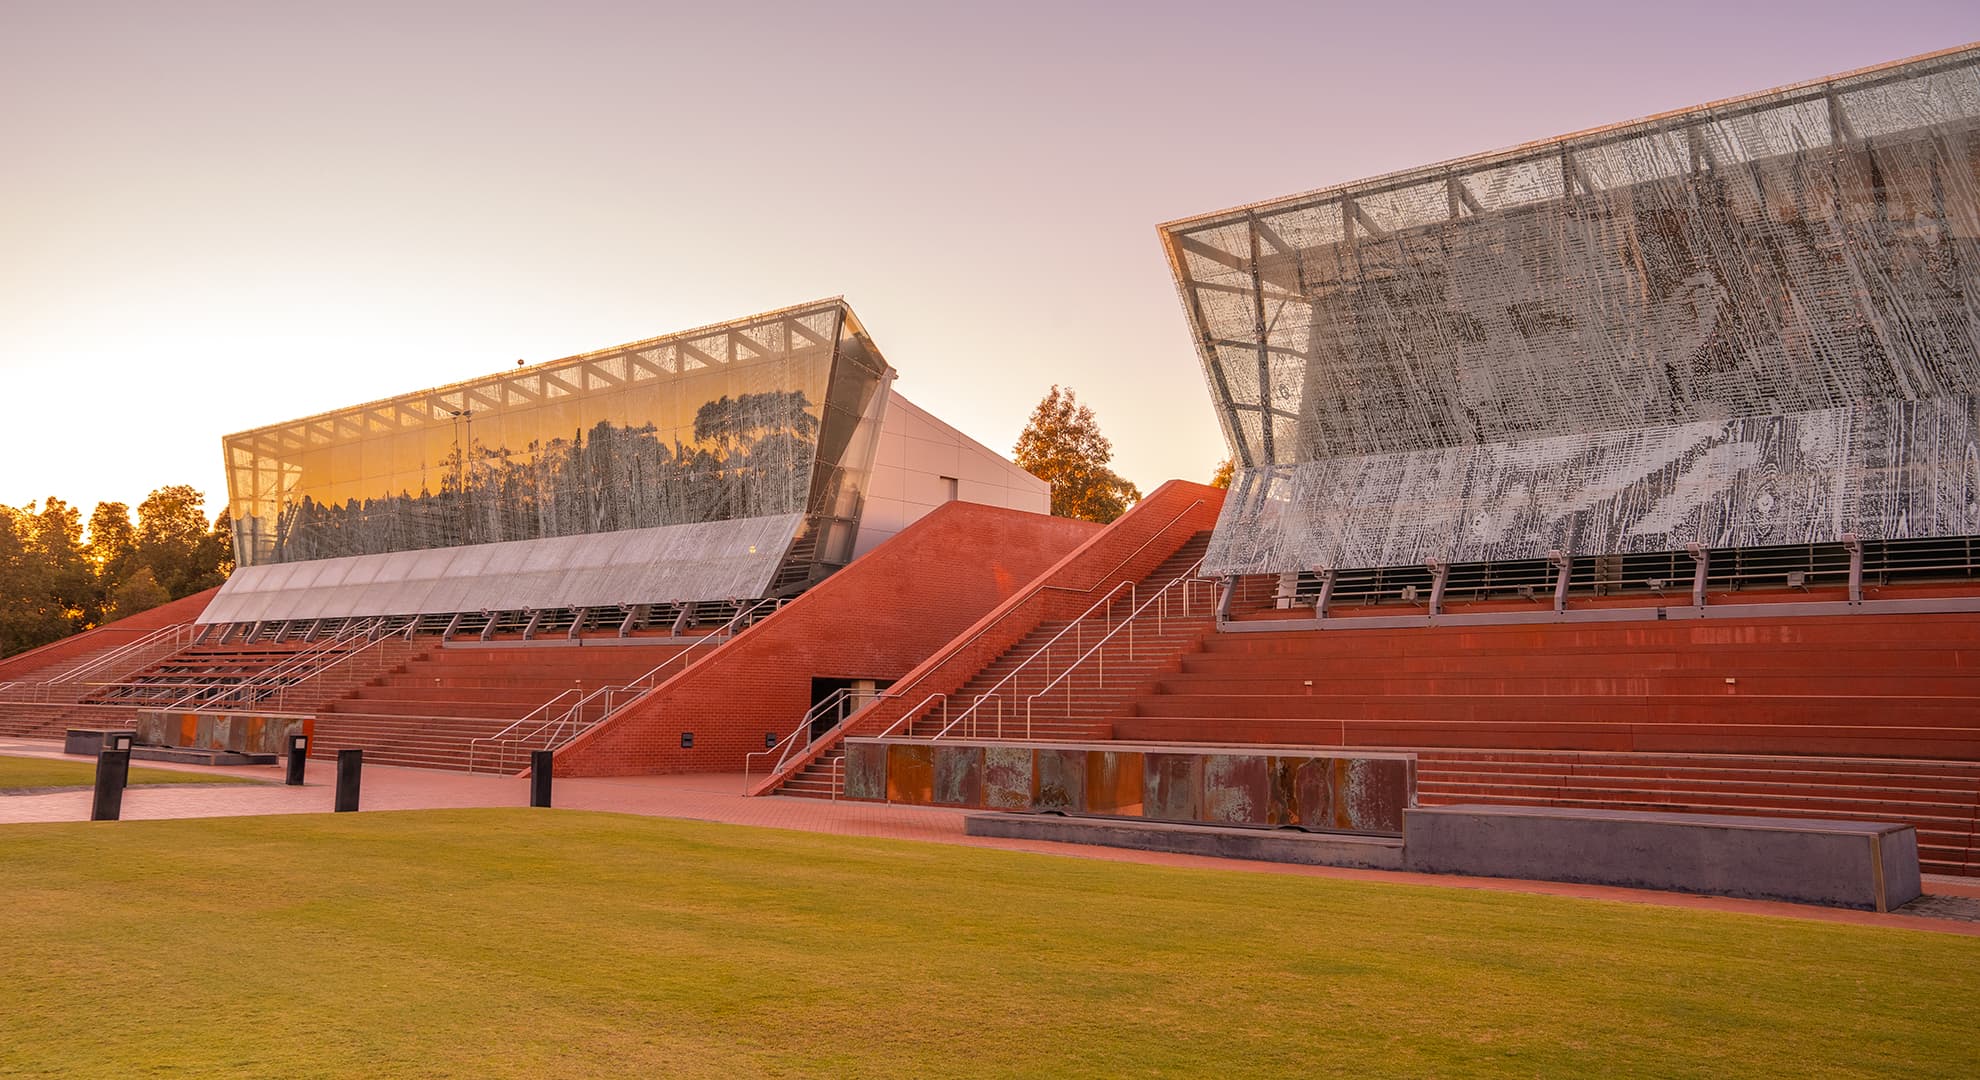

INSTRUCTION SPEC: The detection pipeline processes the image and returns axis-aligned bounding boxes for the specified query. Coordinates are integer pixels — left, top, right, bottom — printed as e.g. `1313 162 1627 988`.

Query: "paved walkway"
4 737 1977 937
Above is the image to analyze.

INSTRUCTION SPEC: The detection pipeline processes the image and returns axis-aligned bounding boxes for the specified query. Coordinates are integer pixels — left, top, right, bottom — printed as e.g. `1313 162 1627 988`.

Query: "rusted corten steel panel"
1203 753 1273 826
843 738 1414 836
1034 748 1085 812
884 743 936 805
134 711 312 756
842 741 887 801
932 745 984 807
981 745 1033 810
1144 753 1205 822
1085 750 1144 817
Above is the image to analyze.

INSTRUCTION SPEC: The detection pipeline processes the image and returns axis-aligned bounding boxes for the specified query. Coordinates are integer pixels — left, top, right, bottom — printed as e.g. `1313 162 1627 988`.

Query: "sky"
4 0 1978 523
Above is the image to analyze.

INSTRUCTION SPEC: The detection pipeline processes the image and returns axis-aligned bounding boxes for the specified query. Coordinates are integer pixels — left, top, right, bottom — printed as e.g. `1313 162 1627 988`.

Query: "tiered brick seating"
1108 612 1980 875
1115 617 1980 759
81 640 398 709
309 640 701 771
0 635 427 739
1412 751 1980 877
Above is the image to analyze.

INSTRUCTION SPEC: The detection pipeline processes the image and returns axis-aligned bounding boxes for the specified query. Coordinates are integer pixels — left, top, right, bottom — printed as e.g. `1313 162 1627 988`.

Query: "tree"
1210 459 1235 489
198 510 236 589
106 565 171 622
0 504 74 656
23 498 93 630
88 501 139 584
1013 386 1141 524
135 485 228 599
0 489 235 658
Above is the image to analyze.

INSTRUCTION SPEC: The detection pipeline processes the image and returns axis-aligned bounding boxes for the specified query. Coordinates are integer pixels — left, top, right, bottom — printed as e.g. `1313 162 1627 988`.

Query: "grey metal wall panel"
198 513 803 623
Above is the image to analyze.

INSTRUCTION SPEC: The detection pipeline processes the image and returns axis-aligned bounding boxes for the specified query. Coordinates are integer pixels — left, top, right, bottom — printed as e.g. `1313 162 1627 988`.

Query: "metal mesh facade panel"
1162 46 1980 573
223 298 893 593
200 513 807 623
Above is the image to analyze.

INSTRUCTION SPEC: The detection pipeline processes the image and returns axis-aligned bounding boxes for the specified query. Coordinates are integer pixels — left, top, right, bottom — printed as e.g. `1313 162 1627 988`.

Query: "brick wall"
552 502 1100 776
0 586 220 683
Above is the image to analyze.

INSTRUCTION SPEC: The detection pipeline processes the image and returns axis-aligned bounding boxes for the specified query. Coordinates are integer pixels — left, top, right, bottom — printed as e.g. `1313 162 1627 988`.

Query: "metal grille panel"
1163 46 1980 574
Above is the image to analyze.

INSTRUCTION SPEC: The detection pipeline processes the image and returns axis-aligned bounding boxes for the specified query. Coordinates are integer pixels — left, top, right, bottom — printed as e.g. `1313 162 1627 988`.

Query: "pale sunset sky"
4 1 1978 522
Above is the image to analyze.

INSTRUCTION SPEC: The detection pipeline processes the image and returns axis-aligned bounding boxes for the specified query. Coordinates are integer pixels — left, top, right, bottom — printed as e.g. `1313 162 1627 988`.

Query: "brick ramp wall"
552 502 1100 777
0 587 220 684
839 482 1225 739
755 481 1227 794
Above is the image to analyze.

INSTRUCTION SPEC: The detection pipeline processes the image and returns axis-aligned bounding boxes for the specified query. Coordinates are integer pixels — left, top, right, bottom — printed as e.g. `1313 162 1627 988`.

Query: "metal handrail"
875 497 1207 712
0 623 202 708
467 596 786 773
1017 560 1214 739
933 556 1210 740
877 693 947 739
923 580 1138 741
54 623 197 684
157 623 363 708
207 619 384 707
467 688 585 773
160 617 384 711
615 597 785 696
260 627 417 711
742 687 860 791
484 691 606 775
55 624 187 682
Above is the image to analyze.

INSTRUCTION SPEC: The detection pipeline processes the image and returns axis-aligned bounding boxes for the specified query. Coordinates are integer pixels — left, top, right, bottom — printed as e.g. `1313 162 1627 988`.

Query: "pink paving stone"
2 736 1975 937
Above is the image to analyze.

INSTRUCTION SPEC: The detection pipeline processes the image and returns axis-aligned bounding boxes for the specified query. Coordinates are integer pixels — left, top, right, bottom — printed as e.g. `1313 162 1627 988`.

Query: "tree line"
0 486 232 658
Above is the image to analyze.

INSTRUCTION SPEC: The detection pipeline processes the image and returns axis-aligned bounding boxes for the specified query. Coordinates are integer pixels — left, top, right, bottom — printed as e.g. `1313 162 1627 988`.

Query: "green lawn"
0 810 1975 1079
0 753 264 791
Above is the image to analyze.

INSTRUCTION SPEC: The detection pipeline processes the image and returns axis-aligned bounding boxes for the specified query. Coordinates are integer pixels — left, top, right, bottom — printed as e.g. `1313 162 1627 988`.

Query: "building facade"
1163 46 1980 594
201 299 1046 627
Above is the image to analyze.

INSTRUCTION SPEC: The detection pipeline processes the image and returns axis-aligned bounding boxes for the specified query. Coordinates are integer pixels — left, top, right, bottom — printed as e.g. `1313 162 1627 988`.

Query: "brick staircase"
1107 611 1980 875
1116 615 1980 758
0 636 430 740
0 624 204 738
83 638 425 708
308 640 701 771
777 532 1217 798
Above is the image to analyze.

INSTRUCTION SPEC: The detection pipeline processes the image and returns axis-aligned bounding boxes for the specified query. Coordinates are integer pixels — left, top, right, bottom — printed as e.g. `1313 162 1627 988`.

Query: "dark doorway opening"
808 677 892 741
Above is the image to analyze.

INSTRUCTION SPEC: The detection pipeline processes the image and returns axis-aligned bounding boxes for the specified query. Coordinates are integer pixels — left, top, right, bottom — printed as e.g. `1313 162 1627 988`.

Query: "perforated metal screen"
1163 45 1980 575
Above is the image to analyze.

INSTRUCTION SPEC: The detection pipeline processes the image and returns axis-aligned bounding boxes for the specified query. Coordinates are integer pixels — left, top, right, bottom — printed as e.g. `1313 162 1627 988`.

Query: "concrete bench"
1404 804 1921 911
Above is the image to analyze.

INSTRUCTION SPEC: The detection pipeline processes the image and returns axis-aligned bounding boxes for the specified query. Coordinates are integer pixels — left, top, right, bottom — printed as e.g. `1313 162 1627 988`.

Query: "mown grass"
0 809 1974 1078
0 753 264 791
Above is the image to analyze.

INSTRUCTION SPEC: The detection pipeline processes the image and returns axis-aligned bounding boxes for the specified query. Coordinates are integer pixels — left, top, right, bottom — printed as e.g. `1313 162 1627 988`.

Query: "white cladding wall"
854 390 1050 557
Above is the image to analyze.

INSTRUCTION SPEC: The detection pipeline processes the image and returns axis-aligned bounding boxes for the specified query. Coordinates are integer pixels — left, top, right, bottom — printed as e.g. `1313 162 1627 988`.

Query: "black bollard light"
334 749 362 812
91 749 131 822
285 734 309 786
530 750 553 808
